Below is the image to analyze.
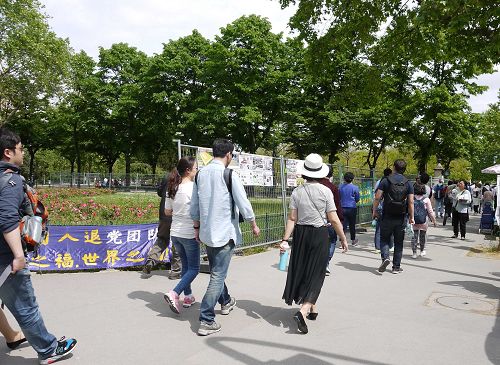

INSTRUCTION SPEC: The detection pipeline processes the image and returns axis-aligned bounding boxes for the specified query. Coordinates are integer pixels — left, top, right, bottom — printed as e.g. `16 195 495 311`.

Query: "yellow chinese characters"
58 233 79 243
84 229 102 245
126 251 145 263
103 250 120 266
55 253 74 269
82 253 100 266
29 255 50 268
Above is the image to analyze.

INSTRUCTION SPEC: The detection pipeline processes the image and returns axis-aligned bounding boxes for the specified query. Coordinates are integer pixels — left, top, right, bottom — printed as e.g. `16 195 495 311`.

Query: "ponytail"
166 156 196 199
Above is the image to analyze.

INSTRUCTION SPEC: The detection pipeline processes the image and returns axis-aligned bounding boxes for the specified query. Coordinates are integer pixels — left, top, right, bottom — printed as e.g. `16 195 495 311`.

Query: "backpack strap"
194 169 236 220
224 168 236 220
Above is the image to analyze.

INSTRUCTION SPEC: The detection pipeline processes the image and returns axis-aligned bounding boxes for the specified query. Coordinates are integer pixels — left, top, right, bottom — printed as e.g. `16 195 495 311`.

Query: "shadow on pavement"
128 290 200 334
335 262 380 276
237 300 296 333
205 337 390 365
438 280 500 364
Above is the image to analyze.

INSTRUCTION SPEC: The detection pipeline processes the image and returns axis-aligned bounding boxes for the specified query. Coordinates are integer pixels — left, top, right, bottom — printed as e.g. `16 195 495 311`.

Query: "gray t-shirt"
289 182 336 227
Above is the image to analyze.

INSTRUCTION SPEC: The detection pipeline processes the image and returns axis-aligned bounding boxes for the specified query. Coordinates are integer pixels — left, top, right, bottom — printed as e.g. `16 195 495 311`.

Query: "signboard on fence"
358 180 374 206
28 223 171 271
197 147 274 187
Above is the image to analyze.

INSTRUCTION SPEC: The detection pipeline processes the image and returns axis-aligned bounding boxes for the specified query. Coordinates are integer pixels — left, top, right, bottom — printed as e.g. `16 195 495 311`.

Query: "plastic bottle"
279 250 289 271
26 216 43 244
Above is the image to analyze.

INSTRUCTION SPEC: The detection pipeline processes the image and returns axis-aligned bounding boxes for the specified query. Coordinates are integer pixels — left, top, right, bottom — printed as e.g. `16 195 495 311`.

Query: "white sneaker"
412 252 417 259
389 247 394 253
420 250 426 257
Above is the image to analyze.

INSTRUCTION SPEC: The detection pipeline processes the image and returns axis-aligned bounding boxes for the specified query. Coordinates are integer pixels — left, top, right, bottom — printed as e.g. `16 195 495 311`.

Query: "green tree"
0 0 70 125
204 15 293 153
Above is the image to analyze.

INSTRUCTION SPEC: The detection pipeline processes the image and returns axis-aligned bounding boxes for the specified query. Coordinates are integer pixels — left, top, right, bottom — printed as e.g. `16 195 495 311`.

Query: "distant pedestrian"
372 159 414 274
190 139 260 336
280 154 348 334
451 180 471 240
373 168 394 253
433 178 445 217
442 180 456 226
164 157 200 314
142 175 182 279
340 172 360 246
411 183 436 258
472 183 482 214
319 166 343 275
417 172 433 199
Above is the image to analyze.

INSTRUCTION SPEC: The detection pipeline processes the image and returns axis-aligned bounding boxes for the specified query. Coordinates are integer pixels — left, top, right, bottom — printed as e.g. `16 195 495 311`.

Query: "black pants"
452 210 468 238
380 216 405 268
342 207 357 241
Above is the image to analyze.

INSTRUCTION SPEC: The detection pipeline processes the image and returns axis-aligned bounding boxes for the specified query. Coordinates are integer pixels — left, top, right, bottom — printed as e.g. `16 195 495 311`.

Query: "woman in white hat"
280 153 348 334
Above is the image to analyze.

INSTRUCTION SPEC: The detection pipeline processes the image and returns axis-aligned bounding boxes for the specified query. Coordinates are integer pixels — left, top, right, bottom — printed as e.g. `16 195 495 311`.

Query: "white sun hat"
298 153 329 179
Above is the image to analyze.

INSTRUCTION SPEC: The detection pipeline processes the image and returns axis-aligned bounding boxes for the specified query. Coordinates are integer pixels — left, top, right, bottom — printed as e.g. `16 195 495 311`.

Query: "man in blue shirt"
191 139 260 336
340 172 360 246
0 128 77 364
372 159 414 274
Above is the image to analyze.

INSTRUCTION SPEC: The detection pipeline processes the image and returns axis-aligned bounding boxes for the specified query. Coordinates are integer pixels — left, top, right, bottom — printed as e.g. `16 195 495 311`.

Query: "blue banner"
28 223 171 271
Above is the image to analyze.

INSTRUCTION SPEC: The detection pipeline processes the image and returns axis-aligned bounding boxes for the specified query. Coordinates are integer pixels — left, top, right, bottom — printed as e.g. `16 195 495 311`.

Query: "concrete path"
1 215 499 365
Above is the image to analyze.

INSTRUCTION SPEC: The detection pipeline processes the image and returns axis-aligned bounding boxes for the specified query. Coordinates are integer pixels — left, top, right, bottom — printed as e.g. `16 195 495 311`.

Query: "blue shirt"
339 183 360 208
190 160 255 247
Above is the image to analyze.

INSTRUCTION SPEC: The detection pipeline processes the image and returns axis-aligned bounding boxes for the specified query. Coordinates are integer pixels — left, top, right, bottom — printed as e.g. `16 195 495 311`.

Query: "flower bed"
39 188 159 225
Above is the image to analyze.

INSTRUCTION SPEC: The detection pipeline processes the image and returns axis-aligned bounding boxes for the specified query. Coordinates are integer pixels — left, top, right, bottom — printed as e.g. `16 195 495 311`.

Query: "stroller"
479 202 495 234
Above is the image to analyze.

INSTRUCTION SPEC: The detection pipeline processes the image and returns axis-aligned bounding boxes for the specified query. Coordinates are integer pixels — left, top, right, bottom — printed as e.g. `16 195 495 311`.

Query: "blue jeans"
327 225 337 264
171 236 200 296
199 240 234 323
435 199 444 216
380 216 406 268
0 266 57 359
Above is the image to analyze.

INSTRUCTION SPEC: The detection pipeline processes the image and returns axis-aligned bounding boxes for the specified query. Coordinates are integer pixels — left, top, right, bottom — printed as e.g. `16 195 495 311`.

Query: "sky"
40 0 498 113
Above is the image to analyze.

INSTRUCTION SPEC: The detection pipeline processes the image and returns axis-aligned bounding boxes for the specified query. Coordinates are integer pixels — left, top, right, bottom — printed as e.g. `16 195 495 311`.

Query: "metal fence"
177 143 377 251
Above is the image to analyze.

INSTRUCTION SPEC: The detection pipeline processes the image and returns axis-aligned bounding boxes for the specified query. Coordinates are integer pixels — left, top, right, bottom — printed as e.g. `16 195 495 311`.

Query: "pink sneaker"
183 295 196 308
164 290 180 314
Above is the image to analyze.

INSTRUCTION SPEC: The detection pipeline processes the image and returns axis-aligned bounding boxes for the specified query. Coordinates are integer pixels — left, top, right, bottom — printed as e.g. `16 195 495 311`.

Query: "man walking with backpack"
0 128 77 364
372 159 414 274
190 139 260 336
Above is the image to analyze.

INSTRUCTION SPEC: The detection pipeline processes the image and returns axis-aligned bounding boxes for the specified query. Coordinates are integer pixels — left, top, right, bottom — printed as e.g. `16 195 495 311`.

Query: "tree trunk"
70 161 75 188
125 153 131 187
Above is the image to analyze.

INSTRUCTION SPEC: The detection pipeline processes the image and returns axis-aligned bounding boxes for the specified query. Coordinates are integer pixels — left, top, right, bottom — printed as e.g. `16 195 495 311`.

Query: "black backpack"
383 175 409 216
195 168 244 223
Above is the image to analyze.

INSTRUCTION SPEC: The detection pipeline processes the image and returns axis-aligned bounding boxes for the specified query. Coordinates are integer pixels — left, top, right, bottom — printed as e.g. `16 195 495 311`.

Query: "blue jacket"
340 183 360 209
0 162 25 265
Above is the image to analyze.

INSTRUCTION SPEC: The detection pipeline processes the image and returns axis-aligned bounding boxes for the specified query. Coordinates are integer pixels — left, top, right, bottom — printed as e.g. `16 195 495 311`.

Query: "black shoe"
306 312 318 320
6 337 27 350
142 260 153 275
450 235 458 239
168 270 181 280
293 311 308 334
392 267 403 274
378 259 390 273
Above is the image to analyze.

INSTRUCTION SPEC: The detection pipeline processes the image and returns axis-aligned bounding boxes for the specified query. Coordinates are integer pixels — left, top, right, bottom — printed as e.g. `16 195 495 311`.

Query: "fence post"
280 156 287 227
136 173 139 191
265 212 270 242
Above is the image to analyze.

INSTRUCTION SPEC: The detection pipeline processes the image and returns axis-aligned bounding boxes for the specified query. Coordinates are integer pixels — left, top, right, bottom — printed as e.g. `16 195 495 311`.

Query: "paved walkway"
1 215 499 365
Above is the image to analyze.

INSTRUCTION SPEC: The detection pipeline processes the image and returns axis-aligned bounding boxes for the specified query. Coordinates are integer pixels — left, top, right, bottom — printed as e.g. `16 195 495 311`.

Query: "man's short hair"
383 168 392 177
419 172 430 184
0 128 21 157
212 138 234 158
393 159 407 174
343 172 354 183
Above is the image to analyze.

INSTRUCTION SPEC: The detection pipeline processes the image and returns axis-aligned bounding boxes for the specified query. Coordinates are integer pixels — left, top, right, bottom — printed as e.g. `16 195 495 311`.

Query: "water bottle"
25 216 43 244
371 218 378 227
279 250 289 271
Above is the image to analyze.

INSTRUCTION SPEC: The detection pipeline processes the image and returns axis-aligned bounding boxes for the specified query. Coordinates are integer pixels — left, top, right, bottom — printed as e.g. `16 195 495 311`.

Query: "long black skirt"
283 225 329 306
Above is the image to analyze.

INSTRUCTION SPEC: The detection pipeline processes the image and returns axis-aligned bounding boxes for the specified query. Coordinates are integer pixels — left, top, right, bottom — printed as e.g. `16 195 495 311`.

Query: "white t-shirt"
289 182 336 227
165 181 195 239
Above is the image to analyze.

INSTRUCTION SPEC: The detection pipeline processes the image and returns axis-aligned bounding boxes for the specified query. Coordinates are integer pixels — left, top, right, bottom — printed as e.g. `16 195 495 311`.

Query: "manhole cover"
436 296 495 312
425 292 499 316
